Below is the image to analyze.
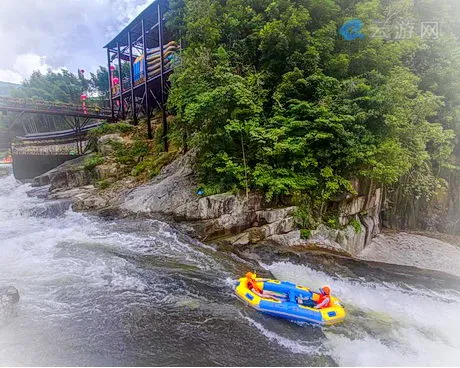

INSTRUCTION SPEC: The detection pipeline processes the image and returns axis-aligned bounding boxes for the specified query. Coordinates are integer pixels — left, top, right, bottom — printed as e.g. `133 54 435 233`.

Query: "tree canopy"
167 0 460 222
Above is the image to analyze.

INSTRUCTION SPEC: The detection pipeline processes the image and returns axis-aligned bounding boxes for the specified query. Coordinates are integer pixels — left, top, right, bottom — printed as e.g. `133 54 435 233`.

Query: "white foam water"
1 174 459 366
265 262 460 366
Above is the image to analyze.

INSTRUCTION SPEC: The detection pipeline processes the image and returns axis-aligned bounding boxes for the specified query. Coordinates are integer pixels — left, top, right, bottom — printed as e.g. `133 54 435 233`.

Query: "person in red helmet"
314 286 332 309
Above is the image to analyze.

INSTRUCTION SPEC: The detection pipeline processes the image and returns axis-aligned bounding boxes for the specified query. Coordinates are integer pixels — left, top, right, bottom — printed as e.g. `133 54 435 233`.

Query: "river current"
0 174 459 366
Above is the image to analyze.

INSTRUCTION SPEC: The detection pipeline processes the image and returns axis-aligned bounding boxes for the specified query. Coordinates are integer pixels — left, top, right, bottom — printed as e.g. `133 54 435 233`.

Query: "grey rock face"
358 232 460 277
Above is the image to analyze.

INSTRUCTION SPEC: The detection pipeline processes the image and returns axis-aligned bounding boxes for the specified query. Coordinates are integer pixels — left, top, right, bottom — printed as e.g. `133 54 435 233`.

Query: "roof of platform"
104 0 165 49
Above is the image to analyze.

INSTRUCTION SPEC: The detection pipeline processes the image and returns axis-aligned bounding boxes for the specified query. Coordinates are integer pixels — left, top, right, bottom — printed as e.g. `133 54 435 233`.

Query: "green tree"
167 0 458 225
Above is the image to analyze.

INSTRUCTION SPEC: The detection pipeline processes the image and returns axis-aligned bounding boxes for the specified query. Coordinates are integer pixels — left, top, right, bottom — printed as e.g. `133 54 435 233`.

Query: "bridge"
0 96 112 149
0 97 113 179
0 97 112 120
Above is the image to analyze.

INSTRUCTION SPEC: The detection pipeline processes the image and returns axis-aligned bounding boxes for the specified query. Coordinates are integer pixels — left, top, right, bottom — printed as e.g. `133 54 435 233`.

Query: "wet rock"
197 194 238 220
25 200 72 218
256 206 297 225
339 223 367 255
122 150 269 240
32 155 92 190
48 185 105 211
27 185 50 199
358 232 460 277
122 150 198 216
50 166 93 190
266 230 307 247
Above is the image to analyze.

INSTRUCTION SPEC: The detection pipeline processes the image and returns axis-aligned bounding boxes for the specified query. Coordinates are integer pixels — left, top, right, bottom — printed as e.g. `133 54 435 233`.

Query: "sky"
0 0 153 84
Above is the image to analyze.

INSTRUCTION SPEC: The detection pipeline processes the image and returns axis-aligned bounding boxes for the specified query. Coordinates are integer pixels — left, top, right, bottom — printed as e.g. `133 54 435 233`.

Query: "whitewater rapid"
0 174 459 366
265 262 460 366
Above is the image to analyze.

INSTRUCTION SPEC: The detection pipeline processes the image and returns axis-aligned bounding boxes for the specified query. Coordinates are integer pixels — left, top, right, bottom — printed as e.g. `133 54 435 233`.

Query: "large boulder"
32 155 93 189
121 150 198 216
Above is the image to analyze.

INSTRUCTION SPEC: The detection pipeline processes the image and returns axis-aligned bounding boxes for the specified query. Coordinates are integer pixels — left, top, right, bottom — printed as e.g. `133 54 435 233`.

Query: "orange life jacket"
317 294 331 308
247 278 263 294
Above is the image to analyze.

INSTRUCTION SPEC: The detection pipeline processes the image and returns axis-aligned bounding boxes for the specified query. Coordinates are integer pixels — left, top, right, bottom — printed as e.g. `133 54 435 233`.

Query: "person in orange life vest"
314 286 332 309
297 285 332 308
246 272 263 294
245 272 285 300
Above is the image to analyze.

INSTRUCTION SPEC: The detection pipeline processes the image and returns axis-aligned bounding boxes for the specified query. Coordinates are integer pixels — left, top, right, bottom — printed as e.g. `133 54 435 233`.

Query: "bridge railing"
0 96 113 118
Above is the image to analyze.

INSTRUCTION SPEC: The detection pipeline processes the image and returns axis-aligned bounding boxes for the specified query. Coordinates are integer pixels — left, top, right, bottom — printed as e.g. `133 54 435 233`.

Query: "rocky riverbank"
26 132 460 277
30 136 382 257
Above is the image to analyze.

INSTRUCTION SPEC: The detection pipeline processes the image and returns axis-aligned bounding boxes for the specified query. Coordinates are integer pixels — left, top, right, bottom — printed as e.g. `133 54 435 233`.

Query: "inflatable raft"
235 275 346 325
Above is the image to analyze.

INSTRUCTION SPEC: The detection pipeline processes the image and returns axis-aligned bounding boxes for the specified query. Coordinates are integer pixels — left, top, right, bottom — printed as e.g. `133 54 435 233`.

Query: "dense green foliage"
0 81 19 97
12 70 89 103
167 0 460 221
11 68 110 104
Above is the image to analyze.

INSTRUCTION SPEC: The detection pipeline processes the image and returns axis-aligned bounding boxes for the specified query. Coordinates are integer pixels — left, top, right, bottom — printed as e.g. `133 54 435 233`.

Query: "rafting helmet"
320 286 331 295
246 272 255 279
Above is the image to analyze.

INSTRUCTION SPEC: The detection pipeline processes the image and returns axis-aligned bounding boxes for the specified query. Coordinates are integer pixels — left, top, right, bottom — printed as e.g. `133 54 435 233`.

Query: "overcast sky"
0 0 152 84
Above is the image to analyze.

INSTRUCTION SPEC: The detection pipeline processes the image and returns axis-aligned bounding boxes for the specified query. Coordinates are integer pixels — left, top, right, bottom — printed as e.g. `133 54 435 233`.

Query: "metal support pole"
74 116 81 155
158 1 168 152
107 48 114 121
141 19 153 139
128 31 138 125
117 42 125 120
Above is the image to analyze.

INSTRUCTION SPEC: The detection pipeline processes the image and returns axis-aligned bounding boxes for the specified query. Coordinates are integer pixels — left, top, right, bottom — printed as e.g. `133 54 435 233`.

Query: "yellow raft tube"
235 275 346 325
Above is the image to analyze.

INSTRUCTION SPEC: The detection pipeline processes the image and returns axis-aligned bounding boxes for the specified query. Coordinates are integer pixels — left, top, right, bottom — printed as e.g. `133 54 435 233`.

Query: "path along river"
0 174 459 366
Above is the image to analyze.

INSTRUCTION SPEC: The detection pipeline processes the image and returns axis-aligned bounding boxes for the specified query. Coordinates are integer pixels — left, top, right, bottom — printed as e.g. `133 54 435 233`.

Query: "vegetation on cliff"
84 119 179 188
166 0 460 228
3 0 460 234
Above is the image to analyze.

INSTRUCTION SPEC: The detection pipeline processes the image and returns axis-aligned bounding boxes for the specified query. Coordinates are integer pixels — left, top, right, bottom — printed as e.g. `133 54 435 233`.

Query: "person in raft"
297 286 332 309
245 272 286 300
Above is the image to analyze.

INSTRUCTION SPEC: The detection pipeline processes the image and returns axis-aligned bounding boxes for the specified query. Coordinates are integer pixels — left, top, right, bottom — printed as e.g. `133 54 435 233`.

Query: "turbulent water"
0 174 459 366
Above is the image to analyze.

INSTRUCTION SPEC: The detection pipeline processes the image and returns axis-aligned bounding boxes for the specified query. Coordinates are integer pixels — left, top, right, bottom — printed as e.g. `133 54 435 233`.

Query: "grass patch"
349 218 362 233
300 229 312 240
132 151 178 179
111 140 150 166
84 154 104 171
97 179 111 190
89 122 134 138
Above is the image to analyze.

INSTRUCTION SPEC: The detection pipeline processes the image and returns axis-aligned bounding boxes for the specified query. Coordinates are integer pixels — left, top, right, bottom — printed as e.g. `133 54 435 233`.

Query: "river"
0 174 459 366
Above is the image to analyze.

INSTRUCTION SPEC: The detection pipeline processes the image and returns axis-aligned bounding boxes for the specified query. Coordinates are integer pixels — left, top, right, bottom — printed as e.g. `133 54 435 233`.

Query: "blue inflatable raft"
235 275 346 325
